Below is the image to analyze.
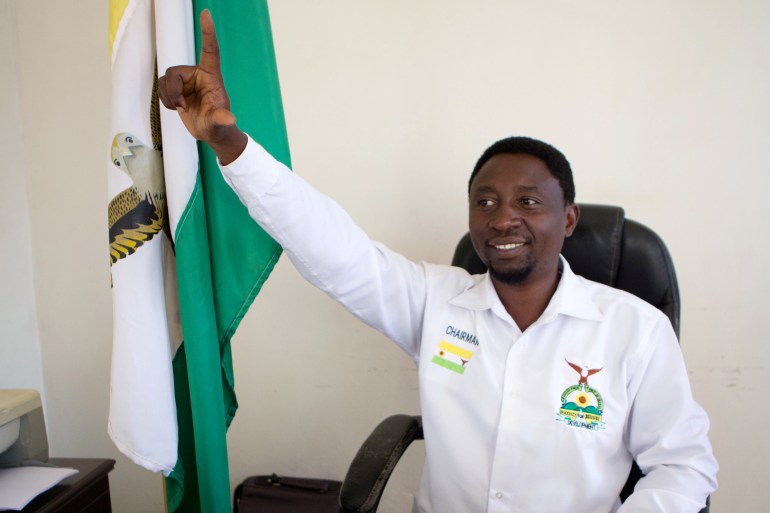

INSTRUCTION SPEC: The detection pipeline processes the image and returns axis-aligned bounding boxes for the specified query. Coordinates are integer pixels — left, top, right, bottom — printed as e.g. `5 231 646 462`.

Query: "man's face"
468 153 578 287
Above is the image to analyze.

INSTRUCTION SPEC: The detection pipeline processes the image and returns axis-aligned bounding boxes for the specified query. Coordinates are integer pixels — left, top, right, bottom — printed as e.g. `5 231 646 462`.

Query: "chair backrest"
451 203 681 337
450 203 684 505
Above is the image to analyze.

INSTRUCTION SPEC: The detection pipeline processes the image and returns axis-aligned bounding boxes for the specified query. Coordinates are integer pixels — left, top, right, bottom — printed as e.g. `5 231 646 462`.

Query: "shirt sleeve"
217 135 428 358
618 315 718 512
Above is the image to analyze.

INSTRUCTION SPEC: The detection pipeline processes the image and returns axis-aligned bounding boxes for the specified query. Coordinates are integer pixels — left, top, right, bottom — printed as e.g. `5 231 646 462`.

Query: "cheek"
468 231 485 256
467 220 488 260
535 219 567 247
468 212 485 235
546 227 569 252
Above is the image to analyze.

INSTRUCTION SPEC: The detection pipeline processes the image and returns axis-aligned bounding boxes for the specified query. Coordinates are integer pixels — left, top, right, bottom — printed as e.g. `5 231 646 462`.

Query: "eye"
125 136 134 144
113 158 121 167
520 197 540 207
477 198 496 208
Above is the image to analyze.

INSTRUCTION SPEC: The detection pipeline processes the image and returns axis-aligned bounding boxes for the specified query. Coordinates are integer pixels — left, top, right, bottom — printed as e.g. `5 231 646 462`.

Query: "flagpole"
162 476 170 513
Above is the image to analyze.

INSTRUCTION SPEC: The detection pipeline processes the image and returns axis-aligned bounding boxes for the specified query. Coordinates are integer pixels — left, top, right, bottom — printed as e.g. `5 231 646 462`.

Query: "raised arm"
157 9 247 165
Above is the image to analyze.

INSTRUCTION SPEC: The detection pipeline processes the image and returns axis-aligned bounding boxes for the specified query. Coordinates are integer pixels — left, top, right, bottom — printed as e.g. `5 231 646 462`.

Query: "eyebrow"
471 184 540 195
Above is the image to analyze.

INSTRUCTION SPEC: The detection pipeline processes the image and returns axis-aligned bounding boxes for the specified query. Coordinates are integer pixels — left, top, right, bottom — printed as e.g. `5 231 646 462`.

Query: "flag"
431 341 474 375
108 0 182 478
107 1 291 512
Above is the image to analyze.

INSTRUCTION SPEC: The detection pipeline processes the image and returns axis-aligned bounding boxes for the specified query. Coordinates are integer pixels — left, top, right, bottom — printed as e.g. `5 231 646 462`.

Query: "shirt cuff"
218 135 289 207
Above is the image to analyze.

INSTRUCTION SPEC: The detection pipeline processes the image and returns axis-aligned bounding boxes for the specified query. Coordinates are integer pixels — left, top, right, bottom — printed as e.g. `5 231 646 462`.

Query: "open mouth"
492 242 525 250
488 236 529 252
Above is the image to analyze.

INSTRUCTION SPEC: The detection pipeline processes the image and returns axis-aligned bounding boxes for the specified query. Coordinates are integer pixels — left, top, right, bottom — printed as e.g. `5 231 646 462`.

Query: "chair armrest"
339 415 423 513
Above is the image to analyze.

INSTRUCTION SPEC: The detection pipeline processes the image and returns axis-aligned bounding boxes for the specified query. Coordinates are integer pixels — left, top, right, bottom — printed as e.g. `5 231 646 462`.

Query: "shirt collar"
449 256 604 324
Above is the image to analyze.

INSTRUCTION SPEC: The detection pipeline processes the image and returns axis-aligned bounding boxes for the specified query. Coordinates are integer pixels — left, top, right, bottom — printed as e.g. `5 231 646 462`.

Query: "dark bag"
234 473 342 513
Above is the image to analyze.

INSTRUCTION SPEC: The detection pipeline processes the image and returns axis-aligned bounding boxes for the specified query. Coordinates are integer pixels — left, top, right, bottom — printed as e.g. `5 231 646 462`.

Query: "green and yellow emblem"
556 359 606 431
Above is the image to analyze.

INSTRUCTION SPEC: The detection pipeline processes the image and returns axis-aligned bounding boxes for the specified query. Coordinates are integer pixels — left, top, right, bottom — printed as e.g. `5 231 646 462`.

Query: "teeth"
494 242 524 250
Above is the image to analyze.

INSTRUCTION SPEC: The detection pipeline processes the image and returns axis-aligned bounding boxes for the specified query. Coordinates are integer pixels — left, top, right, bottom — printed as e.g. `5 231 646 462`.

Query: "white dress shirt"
220 137 718 513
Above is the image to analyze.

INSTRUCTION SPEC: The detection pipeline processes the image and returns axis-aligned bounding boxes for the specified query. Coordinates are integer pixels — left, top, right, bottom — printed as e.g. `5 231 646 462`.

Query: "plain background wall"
1 0 768 511
0 1 45 395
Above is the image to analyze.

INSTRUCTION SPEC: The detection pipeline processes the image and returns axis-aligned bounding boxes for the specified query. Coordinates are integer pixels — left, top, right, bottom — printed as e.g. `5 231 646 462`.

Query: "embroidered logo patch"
555 359 606 431
431 340 474 375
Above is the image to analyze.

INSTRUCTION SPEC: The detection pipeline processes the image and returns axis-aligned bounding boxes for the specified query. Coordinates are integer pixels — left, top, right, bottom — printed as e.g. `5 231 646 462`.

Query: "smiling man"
158 10 717 513
467 139 579 332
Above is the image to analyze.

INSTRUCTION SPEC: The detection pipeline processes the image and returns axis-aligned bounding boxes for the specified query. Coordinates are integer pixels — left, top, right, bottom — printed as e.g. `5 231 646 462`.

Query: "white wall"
0 2 45 393
3 0 768 512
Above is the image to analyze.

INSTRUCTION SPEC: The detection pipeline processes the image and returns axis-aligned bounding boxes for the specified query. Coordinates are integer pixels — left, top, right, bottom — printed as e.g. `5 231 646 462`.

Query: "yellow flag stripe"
438 340 473 360
108 0 131 60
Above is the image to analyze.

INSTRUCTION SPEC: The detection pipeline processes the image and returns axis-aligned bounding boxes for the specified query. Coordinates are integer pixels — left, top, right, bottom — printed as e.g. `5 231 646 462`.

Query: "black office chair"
339 204 706 513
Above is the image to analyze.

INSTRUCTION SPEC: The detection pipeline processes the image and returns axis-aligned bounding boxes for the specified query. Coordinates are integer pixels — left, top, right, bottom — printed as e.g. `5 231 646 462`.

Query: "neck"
492 262 562 332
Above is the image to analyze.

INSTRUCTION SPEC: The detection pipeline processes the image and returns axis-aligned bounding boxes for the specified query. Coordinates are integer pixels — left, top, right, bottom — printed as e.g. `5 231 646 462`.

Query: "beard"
488 257 534 285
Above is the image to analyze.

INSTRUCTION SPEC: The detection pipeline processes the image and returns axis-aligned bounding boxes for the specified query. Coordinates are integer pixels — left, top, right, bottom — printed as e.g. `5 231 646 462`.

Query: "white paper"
0 466 79 510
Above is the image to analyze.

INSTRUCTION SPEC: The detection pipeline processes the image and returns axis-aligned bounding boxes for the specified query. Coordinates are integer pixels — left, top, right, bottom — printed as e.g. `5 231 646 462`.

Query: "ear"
564 203 579 238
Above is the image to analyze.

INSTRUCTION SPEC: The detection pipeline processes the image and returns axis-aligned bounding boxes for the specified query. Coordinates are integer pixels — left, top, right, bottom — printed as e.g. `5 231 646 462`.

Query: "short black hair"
468 136 575 205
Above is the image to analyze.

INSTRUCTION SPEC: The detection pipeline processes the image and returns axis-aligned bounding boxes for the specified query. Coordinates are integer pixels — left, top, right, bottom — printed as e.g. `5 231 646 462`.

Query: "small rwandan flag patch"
431 340 474 374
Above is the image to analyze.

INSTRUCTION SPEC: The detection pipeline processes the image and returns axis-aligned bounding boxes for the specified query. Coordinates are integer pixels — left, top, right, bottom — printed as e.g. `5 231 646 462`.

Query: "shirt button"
495 492 503 499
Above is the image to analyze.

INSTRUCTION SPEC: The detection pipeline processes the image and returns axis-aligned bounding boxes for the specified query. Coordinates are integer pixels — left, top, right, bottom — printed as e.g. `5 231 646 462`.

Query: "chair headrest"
561 204 625 285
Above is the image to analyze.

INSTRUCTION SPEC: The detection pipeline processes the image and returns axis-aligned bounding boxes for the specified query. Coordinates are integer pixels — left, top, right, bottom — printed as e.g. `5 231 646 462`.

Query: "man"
159 10 717 513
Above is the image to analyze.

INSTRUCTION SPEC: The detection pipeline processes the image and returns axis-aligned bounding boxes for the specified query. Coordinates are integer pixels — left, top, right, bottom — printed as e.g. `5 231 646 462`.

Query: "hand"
158 9 247 164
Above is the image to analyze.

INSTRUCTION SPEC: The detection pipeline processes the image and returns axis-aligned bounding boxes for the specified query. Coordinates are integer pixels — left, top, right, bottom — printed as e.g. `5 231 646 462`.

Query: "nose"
489 205 522 231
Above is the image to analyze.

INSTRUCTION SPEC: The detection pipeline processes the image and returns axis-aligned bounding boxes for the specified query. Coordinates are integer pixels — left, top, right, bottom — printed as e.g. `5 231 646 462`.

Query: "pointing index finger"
198 9 221 75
